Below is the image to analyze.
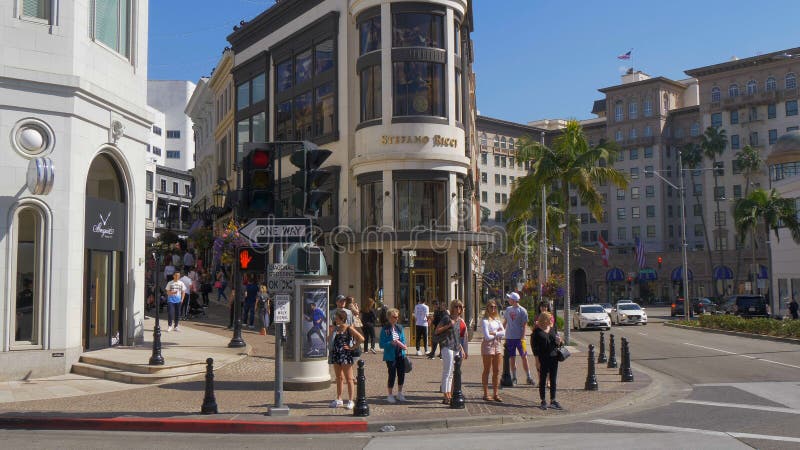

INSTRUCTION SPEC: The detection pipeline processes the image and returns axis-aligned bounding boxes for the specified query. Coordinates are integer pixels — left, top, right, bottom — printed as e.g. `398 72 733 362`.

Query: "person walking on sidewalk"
414 298 430 356
504 292 534 385
345 296 362 335
257 284 271 334
481 299 505 402
215 270 228 303
165 272 186 332
179 271 193 319
242 275 259 329
328 310 364 410
361 298 378 353
426 301 444 359
435 300 468 405
379 308 408 403
532 311 562 411
790 297 799 320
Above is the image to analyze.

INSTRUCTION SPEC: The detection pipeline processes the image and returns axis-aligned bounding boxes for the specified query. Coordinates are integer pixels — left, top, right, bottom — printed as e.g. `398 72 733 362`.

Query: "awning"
671 266 694 282
606 267 624 282
713 265 734 280
758 264 769 279
638 268 657 281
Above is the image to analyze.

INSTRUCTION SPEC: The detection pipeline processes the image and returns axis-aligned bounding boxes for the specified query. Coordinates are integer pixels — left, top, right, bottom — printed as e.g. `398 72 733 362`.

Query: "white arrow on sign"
239 218 312 244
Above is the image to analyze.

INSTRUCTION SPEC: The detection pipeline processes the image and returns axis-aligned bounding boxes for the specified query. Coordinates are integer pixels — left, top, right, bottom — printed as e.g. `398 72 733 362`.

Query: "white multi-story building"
0 0 150 379
147 80 196 172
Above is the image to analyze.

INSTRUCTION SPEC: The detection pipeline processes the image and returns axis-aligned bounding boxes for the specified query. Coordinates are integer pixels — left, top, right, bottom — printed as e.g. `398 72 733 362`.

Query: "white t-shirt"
166 280 186 299
414 303 430 327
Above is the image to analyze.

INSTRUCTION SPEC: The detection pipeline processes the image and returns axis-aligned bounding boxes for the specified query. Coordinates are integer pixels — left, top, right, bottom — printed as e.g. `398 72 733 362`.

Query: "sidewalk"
0 299 650 433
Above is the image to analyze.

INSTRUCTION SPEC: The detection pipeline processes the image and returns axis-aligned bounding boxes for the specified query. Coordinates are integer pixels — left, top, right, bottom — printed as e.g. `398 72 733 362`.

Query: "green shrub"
698 314 800 338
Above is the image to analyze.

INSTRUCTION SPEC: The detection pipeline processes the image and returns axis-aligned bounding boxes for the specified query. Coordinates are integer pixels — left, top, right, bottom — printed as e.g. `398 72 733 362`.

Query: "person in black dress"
532 311 562 410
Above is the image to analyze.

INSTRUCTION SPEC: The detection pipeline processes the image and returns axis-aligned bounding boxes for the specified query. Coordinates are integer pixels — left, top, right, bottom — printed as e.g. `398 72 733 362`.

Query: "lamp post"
215 177 246 349
149 252 164 365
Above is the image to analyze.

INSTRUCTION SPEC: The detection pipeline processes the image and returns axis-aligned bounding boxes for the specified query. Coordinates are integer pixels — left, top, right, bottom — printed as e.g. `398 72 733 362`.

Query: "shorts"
506 339 527 357
481 338 503 355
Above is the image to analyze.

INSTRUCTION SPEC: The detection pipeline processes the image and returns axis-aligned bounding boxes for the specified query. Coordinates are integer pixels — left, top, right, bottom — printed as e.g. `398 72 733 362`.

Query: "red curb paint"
0 417 368 434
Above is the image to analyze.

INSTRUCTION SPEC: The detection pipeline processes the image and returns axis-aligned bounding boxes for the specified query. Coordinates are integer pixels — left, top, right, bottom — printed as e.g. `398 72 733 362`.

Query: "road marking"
683 342 800 370
637 332 648 336
591 419 800 443
676 399 800 414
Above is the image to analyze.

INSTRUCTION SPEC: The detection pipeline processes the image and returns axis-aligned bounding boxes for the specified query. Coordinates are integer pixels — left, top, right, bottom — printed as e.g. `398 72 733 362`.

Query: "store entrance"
409 268 436 347
85 250 122 349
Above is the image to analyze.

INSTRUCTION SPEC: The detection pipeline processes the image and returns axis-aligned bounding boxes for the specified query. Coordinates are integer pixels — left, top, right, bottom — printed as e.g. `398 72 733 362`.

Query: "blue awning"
606 267 624 282
638 268 657 281
758 265 768 279
713 265 734 280
671 266 694 282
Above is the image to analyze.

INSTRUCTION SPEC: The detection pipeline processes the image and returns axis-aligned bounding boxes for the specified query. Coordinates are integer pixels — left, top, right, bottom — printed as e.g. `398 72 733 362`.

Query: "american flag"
634 237 646 269
618 50 632 60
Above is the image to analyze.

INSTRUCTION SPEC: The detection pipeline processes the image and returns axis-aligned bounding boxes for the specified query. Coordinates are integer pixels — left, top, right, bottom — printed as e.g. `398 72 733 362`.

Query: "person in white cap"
503 292 534 385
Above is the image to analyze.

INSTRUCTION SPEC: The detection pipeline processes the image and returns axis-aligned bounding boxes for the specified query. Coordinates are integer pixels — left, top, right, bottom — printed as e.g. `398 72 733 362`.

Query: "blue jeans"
244 302 256 327
167 302 181 327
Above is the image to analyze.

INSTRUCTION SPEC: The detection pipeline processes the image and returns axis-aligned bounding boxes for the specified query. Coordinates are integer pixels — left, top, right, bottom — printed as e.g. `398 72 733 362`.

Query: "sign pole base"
266 406 290 416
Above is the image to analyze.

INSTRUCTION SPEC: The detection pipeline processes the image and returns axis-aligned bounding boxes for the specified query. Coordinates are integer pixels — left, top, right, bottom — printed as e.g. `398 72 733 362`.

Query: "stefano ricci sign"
85 197 125 251
380 134 458 148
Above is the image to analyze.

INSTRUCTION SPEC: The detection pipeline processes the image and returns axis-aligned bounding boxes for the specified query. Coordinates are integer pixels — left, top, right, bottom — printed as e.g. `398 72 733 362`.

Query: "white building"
147 80 196 172
0 0 150 379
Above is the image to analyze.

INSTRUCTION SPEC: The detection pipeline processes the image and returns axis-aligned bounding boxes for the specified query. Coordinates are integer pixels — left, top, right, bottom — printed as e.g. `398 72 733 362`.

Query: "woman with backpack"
434 300 468 405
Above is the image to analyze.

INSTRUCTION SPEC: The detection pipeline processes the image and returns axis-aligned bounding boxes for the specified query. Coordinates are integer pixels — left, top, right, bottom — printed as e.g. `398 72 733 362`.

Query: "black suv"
720 295 769 318
670 298 693 317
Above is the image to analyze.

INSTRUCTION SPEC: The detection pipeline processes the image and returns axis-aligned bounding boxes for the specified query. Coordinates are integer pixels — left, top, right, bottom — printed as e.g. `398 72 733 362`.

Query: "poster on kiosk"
302 288 328 359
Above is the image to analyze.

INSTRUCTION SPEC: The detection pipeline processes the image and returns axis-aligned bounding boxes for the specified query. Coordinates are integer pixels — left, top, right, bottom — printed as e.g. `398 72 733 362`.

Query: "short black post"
621 339 634 382
450 354 465 409
607 334 618 369
619 337 626 375
353 360 370 417
500 342 513 387
201 358 218 414
584 344 599 391
597 331 607 364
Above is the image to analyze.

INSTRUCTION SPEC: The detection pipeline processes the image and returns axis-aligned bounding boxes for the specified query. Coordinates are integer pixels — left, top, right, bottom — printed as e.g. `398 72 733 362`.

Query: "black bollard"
607 334 618 369
450 354 466 409
353 360 370 417
149 254 164 366
500 342 513 387
201 358 218 414
622 339 634 382
619 337 626 375
597 331 607 364
584 344 599 391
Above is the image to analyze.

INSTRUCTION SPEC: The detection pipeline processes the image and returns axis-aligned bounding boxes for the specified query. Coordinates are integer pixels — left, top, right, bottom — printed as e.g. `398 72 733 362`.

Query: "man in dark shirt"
789 297 799 320
426 300 444 359
243 275 259 329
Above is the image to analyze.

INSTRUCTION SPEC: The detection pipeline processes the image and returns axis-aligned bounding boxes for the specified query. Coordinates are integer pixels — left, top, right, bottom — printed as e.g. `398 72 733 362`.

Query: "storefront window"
396 250 446 325
361 181 383 228
13 208 42 346
360 65 382 122
392 12 443 48
294 91 312 141
361 250 383 310
395 180 446 230
393 62 445 117
315 83 335 136
359 14 381 55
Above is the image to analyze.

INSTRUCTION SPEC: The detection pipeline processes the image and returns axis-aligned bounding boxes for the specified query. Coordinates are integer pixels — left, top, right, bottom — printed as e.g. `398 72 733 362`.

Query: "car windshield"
619 304 641 311
581 306 605 313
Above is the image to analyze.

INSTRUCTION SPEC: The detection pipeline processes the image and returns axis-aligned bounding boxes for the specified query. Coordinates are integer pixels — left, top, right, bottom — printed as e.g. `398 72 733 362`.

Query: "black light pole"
149 252 164 365
222 175 246 349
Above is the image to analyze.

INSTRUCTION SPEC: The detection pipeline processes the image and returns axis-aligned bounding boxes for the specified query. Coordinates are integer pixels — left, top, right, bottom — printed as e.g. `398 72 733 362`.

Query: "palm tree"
700 126 727 296
734 188 800 314
681 142 714 283
508 120 627 343
731 145 761 292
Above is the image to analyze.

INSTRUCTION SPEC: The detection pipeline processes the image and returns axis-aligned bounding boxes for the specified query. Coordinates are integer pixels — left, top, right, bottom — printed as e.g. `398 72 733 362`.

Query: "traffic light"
237 247 269 271
290 141 332 216
242 143 274 218
657 256 663 269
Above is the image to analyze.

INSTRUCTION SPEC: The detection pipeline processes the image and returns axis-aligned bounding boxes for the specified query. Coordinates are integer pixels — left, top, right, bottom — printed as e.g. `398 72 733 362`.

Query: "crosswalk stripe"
683 342 800 370
676 399 800 414
591 419 800 443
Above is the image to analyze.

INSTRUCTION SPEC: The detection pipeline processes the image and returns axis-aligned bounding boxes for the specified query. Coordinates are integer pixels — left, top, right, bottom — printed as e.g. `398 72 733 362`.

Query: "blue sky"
149 0 800 123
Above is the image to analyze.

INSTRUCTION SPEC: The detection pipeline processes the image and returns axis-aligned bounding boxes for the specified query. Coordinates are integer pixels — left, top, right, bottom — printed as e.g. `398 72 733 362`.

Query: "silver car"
611 303 648 326
573 304 611 331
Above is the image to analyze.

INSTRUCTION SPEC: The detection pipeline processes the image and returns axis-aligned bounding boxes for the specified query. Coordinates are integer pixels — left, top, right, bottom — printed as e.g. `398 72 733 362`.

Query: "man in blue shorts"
504 292 534 385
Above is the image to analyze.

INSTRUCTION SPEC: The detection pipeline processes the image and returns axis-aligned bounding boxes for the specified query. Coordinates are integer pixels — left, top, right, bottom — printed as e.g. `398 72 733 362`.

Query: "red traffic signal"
251 150 270 168
657 256 663 268
242 144 275 218
239 248 254 270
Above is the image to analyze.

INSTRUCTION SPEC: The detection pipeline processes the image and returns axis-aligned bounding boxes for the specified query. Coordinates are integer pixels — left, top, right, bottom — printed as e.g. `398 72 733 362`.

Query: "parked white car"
573 304 611 331
611 303 648 325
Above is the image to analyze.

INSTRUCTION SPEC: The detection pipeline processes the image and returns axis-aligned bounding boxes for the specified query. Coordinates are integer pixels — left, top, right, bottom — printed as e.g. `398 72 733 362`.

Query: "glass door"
86 250 117 350
409 268 436 347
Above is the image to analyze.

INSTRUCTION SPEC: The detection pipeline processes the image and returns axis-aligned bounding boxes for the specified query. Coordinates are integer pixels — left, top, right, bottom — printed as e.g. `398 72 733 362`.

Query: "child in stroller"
185 292 207 319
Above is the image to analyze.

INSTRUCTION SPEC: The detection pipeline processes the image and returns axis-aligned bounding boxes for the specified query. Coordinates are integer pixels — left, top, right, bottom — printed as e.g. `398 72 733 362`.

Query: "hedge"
695 315 800 339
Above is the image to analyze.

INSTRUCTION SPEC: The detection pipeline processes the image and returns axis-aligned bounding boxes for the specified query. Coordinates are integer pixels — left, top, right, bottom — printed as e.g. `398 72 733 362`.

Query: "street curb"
0 417 367 434
663 322 800 345
367 414 527 432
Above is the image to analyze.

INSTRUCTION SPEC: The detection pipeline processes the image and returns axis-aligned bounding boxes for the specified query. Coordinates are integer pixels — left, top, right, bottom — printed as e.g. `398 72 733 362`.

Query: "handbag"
403 354 413 373
556 346 571 362
213 281 222 289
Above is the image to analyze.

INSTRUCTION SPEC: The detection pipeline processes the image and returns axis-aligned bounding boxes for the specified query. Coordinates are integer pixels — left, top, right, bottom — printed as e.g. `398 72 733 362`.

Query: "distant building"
147 80 197 172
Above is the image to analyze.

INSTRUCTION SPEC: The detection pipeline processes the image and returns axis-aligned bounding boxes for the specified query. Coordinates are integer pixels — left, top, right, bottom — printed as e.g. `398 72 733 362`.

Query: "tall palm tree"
681 142 714 284
731 145 761 292
700 126 728 296
508 120 627 343
734 188 800 314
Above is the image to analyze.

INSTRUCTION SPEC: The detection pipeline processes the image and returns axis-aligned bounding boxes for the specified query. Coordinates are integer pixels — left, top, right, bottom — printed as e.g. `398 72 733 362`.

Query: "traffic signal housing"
241 143 274 219
290 142 332 216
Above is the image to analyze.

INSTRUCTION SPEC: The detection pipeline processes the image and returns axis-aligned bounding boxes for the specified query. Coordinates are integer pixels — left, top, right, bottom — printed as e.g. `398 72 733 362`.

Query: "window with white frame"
728 84 739 98
500 137 506 149
615 101 624 122
480 133 487 146
711 87 721 102
493 136 499 148
786 73 797 90
93 0 132 58
631 187 640 199
690 122 700 136
746 80 757 95
766 77 777 92
644 125 652 137
615 130 623 142
508 137 514 149
631 206 640 219
629 101 638 119
643 98 653 117
20 0 51 22
10 206 46 347
629 128 637 139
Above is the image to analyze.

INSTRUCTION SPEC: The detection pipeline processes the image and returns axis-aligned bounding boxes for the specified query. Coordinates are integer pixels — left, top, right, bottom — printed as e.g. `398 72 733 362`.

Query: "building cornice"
598 76 687 94
685 47 800 78
227 0 325 52
476 115 544 135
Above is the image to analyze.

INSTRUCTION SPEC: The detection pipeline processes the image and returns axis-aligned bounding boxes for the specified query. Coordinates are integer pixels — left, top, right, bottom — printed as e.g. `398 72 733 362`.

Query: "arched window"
628 101 638 119
746 80 757 95
786 73 797 90
480 132 487 146
500 137 507 149
508 138 514 149
614 101 624 122
10 204 47 348
728 84 739 98
711 87 721 102
765 77 777 92
643 98 653 117
662 93 670 114
493 136 499 148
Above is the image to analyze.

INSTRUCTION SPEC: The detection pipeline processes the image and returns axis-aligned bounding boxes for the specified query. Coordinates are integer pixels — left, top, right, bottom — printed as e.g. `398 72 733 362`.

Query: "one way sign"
239 218 312 245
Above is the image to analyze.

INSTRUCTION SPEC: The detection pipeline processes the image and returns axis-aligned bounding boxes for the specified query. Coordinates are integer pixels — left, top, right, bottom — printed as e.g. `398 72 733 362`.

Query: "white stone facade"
147 80 196 172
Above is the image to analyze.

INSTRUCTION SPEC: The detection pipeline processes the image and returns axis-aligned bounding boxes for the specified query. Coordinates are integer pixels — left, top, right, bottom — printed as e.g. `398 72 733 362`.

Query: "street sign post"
240 218 312 245
267 262 295 417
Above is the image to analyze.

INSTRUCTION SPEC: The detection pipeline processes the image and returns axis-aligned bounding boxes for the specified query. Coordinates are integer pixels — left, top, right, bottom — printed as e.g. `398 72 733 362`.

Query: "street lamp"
149 252 165 365
213 178 246 349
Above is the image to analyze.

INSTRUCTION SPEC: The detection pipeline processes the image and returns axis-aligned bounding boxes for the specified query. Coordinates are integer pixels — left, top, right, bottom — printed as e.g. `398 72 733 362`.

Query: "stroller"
185 292 207 319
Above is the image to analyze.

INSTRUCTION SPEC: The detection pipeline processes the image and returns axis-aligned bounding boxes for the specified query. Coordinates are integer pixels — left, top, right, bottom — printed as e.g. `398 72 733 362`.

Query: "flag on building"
598 235 610 267
617 50 632 60
634 237 646 269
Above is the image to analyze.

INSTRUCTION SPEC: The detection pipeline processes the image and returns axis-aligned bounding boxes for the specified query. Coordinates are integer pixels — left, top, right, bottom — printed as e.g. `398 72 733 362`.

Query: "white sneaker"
396 393 407 402
167 326 173 332
386 395 397 404
173 326 180 332
416 350 422 356
344 400 354 410
369 348 376 354
329 399 343 408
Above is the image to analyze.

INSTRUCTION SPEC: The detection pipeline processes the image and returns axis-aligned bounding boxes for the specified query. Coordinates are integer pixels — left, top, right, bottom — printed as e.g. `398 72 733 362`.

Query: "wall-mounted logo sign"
26 157 55 195
92 212 115 239
85 197 125 251
380 135 458 148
